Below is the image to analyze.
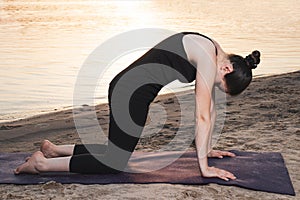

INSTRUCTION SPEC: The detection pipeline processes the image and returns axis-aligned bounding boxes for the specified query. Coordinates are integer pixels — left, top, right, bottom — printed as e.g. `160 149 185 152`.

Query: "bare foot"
14 151 46 175
40 140 59 158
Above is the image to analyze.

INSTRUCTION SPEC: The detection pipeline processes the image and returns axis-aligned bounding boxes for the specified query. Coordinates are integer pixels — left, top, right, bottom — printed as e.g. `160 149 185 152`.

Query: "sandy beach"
0 71 299 200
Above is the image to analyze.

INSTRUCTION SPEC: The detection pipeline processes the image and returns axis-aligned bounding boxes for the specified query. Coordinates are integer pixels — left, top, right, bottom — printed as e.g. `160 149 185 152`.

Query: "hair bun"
245 50 261 69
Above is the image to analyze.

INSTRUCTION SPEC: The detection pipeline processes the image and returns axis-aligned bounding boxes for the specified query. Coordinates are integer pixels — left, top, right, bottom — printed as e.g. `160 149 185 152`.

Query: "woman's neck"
214 42 229 66
212 42 231 85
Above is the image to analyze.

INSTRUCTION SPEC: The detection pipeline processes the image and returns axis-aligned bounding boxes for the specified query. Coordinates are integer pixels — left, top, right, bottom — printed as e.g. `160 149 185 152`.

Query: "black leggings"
69 79 162 174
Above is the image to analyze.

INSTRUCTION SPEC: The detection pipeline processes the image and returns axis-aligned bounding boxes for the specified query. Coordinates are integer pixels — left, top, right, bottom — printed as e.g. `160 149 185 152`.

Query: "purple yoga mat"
0 150 295 196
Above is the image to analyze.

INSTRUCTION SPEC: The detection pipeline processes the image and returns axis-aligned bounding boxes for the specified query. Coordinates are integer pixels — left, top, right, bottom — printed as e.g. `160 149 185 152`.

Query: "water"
0 0 299 122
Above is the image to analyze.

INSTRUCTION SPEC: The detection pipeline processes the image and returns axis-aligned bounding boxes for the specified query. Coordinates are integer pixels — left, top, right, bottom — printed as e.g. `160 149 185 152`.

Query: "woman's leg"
69 83 159 174
40 140 108 158
69 102 149 174
14 151 71 174
40 140 75 158
14 145 108 174
15 81 159 174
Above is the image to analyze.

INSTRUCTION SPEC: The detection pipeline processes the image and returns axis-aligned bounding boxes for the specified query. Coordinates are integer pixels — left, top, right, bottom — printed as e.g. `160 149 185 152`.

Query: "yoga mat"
0 150 295 196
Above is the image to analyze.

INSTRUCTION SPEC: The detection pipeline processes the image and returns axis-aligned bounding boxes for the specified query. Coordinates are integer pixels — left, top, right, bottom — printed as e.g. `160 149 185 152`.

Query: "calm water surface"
0 0 299 122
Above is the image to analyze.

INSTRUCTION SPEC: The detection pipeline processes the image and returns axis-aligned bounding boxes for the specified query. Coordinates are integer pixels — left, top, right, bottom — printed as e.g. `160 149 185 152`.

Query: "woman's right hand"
201 166 237 181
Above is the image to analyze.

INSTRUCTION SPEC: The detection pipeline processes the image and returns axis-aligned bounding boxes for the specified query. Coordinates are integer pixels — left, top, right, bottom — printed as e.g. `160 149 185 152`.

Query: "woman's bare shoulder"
182 34 217 65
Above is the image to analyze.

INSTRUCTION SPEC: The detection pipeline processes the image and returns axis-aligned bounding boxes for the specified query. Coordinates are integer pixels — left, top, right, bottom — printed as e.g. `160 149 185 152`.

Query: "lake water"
0 0 299 122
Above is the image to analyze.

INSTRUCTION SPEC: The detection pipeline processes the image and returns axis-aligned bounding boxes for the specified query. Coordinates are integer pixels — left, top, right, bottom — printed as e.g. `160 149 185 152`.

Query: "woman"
14 32 260 181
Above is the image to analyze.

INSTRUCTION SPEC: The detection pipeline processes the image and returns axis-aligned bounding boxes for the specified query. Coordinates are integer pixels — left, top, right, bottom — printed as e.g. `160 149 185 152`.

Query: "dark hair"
225 50 261 95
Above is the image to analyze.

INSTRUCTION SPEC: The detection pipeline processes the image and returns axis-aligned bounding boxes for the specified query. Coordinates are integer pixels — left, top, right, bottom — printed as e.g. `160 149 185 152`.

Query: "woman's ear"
221 63 233 75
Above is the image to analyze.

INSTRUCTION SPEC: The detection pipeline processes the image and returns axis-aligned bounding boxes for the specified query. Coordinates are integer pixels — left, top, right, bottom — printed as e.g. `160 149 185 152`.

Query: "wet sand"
0 71 299 199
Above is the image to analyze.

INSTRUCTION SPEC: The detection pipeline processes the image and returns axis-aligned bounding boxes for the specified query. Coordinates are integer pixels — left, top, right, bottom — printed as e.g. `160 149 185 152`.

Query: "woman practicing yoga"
15 32 260 181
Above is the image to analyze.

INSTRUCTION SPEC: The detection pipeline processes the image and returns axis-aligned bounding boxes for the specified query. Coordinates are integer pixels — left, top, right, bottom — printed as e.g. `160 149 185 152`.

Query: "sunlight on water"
0 0 299 122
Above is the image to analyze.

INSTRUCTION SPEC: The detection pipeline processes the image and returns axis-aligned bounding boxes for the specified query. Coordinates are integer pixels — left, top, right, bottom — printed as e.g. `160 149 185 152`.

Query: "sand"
0 71 299 200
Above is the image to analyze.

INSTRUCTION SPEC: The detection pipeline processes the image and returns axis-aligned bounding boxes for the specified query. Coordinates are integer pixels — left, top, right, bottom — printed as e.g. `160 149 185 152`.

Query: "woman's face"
216 78 228 93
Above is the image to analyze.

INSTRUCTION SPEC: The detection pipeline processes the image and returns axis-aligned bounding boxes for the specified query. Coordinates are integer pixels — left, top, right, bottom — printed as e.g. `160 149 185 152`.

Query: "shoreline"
0 70 298 125
0 70 299 199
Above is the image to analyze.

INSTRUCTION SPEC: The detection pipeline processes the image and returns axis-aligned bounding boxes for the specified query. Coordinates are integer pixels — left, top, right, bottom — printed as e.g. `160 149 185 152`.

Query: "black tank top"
151 32 217 83
111 32 217 91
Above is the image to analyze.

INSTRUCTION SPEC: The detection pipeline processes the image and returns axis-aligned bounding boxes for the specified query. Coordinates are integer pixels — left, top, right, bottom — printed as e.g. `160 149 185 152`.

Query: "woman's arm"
183 35 236 181
207 95 236 158
194 61 215 173
208 97 216 153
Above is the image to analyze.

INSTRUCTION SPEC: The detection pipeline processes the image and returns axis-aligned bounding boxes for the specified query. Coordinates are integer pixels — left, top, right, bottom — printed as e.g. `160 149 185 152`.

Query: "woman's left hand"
208 150 236 158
